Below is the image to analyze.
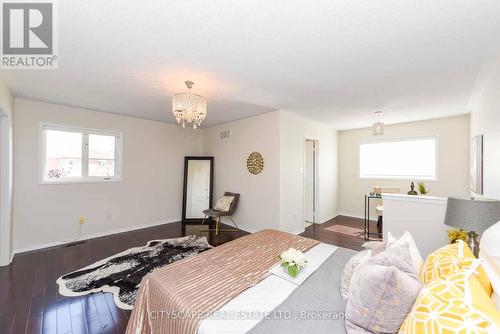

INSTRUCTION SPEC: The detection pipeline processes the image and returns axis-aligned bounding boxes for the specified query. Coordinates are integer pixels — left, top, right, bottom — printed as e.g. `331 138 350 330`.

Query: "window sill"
39 177 123 185
359 176 438 182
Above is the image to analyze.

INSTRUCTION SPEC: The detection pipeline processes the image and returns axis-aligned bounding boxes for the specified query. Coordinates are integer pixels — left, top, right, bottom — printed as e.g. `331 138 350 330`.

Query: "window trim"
358 135 439 181
39 122 123 184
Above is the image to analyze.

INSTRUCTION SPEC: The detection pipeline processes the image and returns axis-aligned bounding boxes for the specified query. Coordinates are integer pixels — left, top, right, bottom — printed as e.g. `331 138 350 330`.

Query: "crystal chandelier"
372 111 384 136
172 81 207 129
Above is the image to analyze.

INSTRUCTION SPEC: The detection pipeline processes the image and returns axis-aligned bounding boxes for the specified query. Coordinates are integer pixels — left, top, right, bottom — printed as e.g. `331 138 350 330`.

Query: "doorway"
304 139 319 228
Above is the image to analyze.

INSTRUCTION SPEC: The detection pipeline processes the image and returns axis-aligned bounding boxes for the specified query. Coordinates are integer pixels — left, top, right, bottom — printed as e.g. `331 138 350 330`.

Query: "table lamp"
444 197 500 257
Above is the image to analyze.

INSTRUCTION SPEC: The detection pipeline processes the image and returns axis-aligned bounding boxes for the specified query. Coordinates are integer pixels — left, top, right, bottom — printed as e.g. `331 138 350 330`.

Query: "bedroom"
1 1 500 333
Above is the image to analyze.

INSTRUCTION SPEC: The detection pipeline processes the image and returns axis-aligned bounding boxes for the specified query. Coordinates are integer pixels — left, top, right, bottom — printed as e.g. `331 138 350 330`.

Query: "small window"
41 124 122 183
45 130 83 179
88 134 116 177
359 137 437 180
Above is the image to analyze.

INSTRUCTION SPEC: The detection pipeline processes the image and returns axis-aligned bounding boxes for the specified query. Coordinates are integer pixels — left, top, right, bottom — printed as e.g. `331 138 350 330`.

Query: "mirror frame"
182 156 214 224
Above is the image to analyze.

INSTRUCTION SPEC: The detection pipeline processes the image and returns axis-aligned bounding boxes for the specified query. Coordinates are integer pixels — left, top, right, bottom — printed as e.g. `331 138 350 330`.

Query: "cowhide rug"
56 235 212 310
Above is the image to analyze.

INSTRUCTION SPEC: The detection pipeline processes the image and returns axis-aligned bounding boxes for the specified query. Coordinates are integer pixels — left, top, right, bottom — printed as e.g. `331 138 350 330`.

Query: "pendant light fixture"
372 111 384 136
172 81 207 129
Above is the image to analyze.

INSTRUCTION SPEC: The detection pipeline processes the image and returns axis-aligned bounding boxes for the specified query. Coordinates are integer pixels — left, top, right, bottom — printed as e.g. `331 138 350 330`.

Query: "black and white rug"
56 235 212 310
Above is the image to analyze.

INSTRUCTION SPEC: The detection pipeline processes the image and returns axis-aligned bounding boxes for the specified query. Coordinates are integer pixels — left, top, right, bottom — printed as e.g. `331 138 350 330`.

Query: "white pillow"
492 292 500 310
387 231 424 275
479 221 500 309
214 196 234 212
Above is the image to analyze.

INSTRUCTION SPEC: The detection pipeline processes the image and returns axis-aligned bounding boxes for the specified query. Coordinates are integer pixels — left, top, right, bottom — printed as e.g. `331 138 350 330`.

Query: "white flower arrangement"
279 248 307 277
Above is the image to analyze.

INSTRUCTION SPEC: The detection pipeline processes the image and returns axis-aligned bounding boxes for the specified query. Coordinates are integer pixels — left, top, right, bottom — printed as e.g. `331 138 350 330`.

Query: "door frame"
182 156 214 224
0 109 13 266
303 137 319 225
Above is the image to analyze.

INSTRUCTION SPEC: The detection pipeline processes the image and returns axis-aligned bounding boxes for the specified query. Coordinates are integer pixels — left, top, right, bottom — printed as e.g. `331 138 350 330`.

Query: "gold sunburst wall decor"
247 152 264 175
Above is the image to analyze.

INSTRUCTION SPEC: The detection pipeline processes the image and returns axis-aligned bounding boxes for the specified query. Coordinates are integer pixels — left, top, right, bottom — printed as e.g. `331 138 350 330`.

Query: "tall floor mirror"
182 157 214 223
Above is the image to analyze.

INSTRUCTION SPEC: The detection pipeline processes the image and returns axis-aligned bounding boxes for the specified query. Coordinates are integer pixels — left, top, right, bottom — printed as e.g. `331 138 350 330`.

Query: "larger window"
359 137 438 180
41 123 122 183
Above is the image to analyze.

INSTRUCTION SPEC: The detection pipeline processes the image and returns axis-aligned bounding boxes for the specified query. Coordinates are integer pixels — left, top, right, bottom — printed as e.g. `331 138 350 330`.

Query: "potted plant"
417 182 430 195
447 229 468 244
278 248 307 277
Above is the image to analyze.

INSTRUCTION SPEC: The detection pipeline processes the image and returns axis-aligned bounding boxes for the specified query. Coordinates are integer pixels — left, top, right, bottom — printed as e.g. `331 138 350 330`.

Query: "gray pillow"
369 242 416 276
339 249 370 301
345 244 422 334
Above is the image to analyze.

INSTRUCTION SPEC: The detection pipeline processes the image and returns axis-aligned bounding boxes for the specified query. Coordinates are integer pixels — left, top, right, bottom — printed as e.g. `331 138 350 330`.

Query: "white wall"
12 102 336 251
304 140 315 223
383 194 448 258
279 111 338 234
469 57 500 200
8 91 475 254
0 77 14 265
338 115 470 217
203 112 281 232
0 80 13 116
203 111 338 235
13 98 204 252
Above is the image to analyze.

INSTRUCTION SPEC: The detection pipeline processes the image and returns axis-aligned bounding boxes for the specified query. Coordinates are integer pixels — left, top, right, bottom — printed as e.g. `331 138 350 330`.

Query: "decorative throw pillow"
387 231 424 275
339 250 371 301
480 221 500 307
214 196 234 211
421 240 493 296
362 241 387 256
369 242 417 275
345 244 422 334
400 271 500 333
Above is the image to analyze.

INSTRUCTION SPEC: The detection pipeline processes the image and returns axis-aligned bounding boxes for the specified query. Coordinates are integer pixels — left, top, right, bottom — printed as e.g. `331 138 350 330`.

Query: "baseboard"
13 217 331 256
13 218 181 255
320 213 338 224
334 212 365 220
233 222 303 236
234 223 259 234
0 252 15 267
291 227 305 235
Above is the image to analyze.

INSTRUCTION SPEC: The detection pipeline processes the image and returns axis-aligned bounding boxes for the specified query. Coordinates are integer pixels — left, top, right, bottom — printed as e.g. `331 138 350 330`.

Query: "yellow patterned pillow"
420 241 492 296
400 272 500 333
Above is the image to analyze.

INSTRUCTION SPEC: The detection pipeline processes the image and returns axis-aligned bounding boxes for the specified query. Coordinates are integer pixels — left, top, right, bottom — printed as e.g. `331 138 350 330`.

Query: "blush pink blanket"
125 229 318 334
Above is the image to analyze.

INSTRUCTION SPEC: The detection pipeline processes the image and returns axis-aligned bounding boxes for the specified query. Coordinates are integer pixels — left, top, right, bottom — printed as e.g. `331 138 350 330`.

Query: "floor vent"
64 241 87 248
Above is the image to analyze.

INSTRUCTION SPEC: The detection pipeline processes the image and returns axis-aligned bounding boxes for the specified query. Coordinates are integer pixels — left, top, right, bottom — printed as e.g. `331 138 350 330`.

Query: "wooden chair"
200 192 240 235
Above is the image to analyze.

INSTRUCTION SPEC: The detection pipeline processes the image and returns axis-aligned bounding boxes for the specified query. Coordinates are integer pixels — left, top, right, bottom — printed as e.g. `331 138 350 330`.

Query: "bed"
125 229 356 334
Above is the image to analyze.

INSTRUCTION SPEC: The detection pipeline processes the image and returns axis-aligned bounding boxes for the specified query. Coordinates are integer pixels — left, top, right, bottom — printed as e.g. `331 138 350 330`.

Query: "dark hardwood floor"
301 215 379 251
0 215 372 334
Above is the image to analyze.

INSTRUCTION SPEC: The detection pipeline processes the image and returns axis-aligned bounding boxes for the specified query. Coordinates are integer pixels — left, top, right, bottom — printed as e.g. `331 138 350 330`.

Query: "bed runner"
125 229 319 334
247 247 357 334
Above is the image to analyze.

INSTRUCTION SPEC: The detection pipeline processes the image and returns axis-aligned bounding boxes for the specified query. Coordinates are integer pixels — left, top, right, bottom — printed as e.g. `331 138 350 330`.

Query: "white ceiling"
2 0 500 129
